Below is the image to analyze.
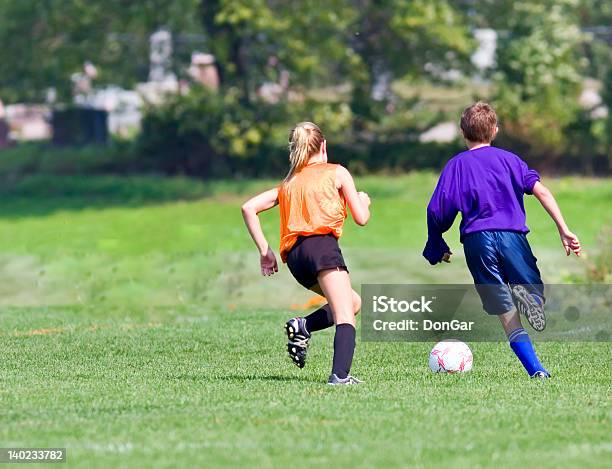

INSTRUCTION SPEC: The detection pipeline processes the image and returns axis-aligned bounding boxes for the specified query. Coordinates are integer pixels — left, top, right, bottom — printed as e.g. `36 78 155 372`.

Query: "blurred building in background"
1 28 220 144
4 104 52 142
472 29 497 72
0 100 9 148
0 26 504 145
188 53 219 90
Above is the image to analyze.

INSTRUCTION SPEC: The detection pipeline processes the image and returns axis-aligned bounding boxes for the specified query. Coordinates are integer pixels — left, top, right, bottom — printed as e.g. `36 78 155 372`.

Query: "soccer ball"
428 340 473 373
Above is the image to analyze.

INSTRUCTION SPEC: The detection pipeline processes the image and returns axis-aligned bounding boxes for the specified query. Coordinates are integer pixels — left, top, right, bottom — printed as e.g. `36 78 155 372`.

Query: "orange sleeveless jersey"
278 163 347 262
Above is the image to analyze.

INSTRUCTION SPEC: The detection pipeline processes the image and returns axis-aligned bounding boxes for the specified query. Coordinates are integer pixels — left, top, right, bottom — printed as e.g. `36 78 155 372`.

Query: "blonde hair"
284 122 324 182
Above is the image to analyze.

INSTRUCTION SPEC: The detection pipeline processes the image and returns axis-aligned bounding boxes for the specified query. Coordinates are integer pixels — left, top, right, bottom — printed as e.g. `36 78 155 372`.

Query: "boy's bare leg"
498 308 523 335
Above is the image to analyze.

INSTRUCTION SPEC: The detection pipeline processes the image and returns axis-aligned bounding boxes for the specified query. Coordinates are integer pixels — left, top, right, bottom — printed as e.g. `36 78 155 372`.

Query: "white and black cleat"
285 317 310 368
327 374 363 385
531 370 551 379
512 285 546 332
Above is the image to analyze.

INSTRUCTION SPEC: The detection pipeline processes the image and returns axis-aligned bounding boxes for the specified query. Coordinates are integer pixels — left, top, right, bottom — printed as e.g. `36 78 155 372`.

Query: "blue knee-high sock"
508 328 549 377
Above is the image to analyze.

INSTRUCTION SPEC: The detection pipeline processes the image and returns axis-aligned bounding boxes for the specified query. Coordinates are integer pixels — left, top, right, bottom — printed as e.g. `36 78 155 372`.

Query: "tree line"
0 0 610 176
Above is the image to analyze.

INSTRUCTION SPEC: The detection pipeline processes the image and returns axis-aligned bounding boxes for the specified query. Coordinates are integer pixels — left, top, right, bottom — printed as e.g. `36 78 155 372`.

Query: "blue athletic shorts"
463 230 544 315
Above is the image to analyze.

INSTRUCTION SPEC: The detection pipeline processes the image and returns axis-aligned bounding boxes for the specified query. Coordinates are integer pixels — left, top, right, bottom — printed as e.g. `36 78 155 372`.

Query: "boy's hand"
560 230 581 257
358 191 371 207
423 236 451 265
260 247 279 276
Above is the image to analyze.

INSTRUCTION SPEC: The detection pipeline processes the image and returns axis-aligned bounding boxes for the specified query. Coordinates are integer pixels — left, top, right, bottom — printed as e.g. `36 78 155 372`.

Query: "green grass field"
0 174 610 468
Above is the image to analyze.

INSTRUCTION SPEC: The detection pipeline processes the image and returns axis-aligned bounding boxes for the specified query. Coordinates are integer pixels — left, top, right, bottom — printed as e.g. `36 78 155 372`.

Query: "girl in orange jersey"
241 122 371 385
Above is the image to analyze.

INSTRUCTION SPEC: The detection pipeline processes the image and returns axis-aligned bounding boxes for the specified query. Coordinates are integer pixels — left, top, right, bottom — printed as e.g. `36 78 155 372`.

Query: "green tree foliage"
0 0 474 106
490 1 586 156
577 0 612 78
199 0 356 102
0 0 201 102
136 85 355 176
348 1 470 121
600 59 612 159
577 0 612 163
0 0 608 173
199 0 473 118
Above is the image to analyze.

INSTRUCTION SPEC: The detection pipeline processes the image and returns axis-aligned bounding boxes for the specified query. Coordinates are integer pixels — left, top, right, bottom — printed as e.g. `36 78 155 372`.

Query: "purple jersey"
423 146 540 264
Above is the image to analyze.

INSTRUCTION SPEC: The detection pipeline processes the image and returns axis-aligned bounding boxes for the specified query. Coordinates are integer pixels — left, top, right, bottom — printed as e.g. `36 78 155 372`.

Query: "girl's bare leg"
285 271 359 369
316 269 356 325
317 268 359 381
310 282 361 322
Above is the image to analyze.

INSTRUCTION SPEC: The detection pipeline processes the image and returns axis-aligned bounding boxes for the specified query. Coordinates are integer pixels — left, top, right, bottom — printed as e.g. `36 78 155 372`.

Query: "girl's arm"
241 188 280 275
336 166 370 226
532 181 581 256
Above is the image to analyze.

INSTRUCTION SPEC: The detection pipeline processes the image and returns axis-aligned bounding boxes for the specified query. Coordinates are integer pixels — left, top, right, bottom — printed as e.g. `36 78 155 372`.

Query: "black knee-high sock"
304 304 334 333
332 323 356 379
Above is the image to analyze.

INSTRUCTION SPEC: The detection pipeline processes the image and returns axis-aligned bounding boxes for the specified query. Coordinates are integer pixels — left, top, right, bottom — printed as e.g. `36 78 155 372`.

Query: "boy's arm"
531 181 581 256
423 167 458 265
424 203 454 265
241 187 280 275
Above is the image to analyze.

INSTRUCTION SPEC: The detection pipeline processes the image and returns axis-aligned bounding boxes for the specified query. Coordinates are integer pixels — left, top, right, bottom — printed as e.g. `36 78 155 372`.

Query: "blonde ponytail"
284 122 324 182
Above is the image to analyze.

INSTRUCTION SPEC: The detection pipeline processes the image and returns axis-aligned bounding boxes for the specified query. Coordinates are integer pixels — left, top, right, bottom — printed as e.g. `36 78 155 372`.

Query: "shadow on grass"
0 174 273 218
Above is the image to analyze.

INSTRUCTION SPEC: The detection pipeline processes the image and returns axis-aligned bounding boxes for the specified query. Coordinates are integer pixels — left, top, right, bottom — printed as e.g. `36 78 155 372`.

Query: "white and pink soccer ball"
429 340 473 373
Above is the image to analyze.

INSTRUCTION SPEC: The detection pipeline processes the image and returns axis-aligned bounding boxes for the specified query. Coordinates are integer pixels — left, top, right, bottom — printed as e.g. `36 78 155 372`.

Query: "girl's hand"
260 247 279 276
560 230 581 256
358 191 371 208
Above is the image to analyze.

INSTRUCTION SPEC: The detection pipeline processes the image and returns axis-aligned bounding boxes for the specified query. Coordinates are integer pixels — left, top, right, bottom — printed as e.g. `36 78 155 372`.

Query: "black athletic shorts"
285 234 348 289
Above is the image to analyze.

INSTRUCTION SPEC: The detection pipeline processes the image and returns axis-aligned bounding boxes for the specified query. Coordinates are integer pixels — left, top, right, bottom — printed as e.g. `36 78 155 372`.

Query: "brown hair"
460 102 498 143
284 122 324 182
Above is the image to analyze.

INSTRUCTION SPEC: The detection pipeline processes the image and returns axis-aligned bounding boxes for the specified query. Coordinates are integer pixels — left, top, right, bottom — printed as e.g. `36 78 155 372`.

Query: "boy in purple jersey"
423 102 581 378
